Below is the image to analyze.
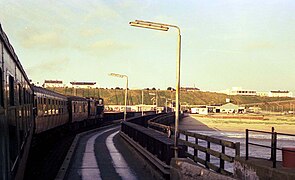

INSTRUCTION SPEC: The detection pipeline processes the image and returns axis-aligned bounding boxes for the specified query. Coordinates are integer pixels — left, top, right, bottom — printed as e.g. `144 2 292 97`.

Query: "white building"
191 106 208 114
70 82 96 88
230 87 256 96
221 87 256 96
268 90 293 97
220 103 239 113
105 105 156 112
43 80 63 88
256 91 269 97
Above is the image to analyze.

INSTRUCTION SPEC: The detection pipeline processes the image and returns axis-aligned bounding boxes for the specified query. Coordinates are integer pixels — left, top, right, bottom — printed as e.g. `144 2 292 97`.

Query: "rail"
148 115 240 176
246 127 295 168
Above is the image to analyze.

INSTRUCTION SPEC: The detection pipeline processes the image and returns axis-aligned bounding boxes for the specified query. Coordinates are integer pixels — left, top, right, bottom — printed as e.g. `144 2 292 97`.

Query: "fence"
148 115 240 176
246 127 295 168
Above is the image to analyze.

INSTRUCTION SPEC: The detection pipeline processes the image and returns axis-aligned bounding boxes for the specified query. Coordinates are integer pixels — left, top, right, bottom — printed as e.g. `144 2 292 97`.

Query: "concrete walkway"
65 126 151 180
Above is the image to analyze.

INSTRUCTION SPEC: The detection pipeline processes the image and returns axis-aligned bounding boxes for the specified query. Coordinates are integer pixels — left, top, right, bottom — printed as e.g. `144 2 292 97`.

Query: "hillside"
46 87 294 109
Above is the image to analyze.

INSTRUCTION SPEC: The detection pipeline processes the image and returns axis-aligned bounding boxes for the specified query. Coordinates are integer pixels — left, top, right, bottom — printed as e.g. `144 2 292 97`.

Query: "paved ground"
179 115 215 131
65 126 151 180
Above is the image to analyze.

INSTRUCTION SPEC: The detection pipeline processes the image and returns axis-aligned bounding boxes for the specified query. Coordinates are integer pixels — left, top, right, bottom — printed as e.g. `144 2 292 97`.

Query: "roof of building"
270 90 289 93
220 103 239 109
44 80 63 84
180 87 200 91
70 82 96 85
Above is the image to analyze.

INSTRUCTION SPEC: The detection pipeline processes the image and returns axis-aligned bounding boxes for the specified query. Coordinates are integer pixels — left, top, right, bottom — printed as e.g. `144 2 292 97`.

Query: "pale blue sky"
1 0 295 93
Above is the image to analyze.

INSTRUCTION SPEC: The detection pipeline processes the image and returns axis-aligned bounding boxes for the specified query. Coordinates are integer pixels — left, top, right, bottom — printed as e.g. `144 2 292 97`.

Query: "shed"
220 103 239 113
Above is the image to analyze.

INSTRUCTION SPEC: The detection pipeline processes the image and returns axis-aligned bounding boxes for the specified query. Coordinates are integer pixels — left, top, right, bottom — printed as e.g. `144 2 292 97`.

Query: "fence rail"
177 129 240 176
147 114 240 176
246 127 295 168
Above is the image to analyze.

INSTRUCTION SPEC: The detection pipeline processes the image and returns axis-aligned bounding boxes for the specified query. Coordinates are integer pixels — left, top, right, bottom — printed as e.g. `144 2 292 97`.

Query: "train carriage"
33 86 69 134
0 24 34 180
68 96 88 128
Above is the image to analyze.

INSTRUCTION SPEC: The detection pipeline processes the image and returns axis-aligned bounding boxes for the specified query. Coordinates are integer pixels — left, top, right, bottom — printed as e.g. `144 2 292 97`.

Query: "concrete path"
65 126 151 180
179 114 215 131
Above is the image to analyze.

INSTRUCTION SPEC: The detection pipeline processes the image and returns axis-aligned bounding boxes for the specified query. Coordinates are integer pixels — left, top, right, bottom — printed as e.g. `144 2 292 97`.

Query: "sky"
1 0 295 93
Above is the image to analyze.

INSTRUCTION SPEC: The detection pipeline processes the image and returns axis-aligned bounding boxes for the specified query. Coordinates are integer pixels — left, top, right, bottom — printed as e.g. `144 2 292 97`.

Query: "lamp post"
109 73 128 121
130 20 181 158
149 92 157 113
142 90 144 116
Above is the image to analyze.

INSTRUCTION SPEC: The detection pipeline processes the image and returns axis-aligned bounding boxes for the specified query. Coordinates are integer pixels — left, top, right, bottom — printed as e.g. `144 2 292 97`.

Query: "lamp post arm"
135 20 181 32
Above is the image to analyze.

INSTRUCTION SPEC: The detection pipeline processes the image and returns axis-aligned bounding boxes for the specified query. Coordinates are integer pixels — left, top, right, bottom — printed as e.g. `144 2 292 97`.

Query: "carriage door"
7 73 19 173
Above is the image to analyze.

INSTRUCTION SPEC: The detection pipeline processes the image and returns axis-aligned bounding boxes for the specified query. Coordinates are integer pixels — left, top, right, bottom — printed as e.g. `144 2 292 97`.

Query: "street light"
109 73 128 121
130 20 181 158
149 92 157 113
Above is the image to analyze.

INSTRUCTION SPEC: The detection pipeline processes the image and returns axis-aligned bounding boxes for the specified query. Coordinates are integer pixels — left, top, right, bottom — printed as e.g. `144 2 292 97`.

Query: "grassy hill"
46 87 294 110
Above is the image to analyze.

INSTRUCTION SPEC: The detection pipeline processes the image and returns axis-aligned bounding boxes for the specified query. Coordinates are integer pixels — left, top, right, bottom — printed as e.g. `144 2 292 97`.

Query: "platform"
58 125 152 180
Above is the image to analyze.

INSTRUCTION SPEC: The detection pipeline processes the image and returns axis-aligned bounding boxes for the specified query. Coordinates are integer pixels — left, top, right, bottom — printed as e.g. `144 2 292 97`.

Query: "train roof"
0 24 31 84
33 86 67 99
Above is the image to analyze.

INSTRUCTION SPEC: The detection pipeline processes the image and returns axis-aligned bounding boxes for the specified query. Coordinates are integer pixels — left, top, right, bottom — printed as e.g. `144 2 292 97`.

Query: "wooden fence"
148 115 240 176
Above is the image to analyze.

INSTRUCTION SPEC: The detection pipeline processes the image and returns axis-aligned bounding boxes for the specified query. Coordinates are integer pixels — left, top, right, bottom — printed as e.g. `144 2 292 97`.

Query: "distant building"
248 106 262 113
268 90 293 97
256 91 268 97
220 103 239 113
221 87 257 96
191 106 208 114
180 87 200 91
231 87 256 96
43 80 63 88
104 105 156 112
70 82 96 88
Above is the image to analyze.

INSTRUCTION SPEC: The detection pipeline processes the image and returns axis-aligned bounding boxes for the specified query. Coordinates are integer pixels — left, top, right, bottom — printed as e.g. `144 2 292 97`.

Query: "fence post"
270 127 275 161
273 132 277 168
220 145 225 172
246 129 249 160
194 138 198 160
235 142 240 157
206 141 210 168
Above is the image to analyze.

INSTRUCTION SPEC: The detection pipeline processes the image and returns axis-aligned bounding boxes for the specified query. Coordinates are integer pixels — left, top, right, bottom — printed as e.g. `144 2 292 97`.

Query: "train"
0 24 104 180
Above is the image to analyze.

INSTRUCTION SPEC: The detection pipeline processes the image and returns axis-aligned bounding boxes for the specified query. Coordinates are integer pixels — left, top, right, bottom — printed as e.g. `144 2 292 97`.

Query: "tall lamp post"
142 90 144 116
109 73 129 121
129 20 181 158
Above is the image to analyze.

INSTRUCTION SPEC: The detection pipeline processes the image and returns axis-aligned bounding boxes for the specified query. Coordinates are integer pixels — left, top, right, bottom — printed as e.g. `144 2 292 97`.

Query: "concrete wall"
234 157 295 180
170 158 235 180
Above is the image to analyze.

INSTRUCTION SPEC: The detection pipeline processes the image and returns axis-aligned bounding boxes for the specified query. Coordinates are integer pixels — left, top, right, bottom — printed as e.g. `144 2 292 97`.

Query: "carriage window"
0 69 3 107
18 84 22 105
23 88 26 104
8 75 14 106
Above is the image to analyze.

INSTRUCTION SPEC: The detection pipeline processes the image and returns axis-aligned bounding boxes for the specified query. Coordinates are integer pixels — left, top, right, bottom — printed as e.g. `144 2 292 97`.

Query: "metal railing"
246 127 295 168
148 115 240 176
